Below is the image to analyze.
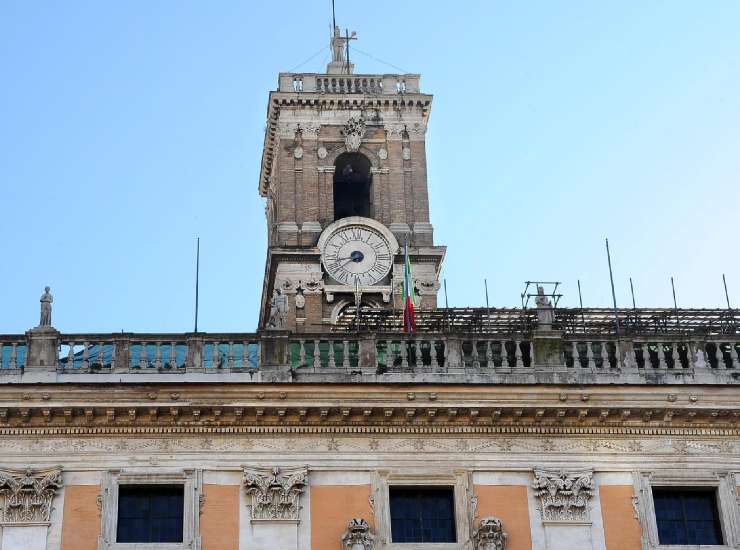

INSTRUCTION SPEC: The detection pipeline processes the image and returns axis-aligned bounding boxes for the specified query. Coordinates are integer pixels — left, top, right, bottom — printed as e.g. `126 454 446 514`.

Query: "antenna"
671 276 680 331
605 238 620 338
723 273 732 309
629 277 636 309
444 279 449 309
577 279 585 333
484 279 490 330
194 237 200 333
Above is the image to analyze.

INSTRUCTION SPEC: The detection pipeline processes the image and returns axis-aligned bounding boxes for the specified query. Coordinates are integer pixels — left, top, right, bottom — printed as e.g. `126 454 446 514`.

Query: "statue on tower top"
327 26 357 74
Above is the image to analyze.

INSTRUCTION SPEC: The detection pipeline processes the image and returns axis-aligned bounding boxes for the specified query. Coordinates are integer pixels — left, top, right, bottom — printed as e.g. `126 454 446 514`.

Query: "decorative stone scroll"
532 469 594 522
242 466 308 521
343 117 366 152
473 517 508 550
341 518 375 550
0 467 63 524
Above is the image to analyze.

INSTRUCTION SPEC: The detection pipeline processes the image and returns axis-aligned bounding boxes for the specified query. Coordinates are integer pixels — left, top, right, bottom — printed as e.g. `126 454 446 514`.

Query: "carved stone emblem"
242 466 308 521
293 146 303 159
0 467 63 524
341 518 375 550
532 469 594 522
343 117 366 152
402 147 411 160
473 517 508 550
378 147 388 160
317 146 328 159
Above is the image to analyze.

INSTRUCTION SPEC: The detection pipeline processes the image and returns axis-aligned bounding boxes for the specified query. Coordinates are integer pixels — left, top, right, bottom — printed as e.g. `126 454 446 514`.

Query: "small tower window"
333 152 372 220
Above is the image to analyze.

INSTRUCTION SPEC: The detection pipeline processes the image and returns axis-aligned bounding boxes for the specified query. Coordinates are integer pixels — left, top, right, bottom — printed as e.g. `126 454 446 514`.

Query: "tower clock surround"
318 216 399 288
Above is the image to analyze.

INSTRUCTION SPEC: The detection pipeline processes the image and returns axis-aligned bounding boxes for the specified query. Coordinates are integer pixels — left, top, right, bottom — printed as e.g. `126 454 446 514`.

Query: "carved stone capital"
242 466 308 522
0 467 63 525
473 517 508 550
341 517 376 550
532 469 594 522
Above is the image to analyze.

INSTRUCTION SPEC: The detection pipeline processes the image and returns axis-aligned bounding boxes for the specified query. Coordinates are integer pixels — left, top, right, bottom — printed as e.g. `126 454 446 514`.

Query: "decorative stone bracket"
473 517 508 550
0 467 63 525
532 469 594 522
341 518 375 550
242 466 308 522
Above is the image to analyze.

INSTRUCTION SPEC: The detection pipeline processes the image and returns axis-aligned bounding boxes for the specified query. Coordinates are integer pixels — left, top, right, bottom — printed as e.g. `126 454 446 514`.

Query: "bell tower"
258 27 445 331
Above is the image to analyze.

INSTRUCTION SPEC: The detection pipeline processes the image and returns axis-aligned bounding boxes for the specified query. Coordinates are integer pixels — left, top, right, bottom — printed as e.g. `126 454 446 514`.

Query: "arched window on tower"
333 152 372 220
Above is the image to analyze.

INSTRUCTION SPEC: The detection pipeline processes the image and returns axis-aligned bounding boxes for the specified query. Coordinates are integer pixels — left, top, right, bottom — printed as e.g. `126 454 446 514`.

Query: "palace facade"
1 26 740 550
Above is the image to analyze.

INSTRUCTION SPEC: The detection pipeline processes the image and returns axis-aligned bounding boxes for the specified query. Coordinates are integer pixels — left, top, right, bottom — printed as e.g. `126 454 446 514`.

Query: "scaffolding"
333 306 740 336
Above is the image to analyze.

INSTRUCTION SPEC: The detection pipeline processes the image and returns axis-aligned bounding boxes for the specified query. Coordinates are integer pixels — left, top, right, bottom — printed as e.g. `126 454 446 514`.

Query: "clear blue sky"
1 1 739 334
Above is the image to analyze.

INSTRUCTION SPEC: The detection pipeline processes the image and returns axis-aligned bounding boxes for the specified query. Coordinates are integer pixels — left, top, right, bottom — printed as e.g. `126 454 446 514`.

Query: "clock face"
321 224 393 287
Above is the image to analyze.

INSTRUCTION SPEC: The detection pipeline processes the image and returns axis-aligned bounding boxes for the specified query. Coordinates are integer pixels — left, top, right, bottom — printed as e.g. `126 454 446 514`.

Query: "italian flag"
402 243 416 333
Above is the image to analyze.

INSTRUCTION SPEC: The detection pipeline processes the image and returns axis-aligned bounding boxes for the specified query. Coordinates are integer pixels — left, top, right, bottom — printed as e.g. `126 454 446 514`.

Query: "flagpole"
194 237 200 333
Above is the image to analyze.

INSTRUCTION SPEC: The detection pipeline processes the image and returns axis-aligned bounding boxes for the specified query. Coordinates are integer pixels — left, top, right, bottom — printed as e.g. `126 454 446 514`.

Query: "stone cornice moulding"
0 466 63 525
242 465 308 522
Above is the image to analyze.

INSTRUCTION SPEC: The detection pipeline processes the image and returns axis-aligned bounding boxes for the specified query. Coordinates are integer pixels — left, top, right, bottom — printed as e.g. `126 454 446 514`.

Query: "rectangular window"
389 486 456 543
653 487 723 545
117 485 184 543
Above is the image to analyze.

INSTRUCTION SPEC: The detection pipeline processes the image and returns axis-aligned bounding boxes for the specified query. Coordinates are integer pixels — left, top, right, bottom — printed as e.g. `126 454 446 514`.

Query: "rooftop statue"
39 286 53 327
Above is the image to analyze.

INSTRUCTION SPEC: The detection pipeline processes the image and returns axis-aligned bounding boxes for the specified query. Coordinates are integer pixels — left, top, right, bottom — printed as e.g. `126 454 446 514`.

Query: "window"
653 488 723 545
117 485 184 543
333 152 372 220
389 487 456 543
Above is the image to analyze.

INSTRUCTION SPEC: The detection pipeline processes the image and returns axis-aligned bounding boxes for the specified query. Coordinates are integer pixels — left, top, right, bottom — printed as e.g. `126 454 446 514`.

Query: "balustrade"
58 339 114 371
289 338 359 370
0 339 26 370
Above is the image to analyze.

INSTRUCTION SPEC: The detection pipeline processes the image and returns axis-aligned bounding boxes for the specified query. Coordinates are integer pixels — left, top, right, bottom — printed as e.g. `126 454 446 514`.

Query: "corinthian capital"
0 467 63 525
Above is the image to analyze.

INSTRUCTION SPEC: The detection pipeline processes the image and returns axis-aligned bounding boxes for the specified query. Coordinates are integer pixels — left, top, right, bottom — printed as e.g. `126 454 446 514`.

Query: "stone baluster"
170 342 178 369
386 339 393 368
328 341 336 368
342 340 350 368
299 340 306 367
414 339 422 368
571 341 579 368
154 342 162 369
625 343 637 370
0 342 4 369
313 339 321 369
138 343 148 369
599 341 609 368
514 340 524 368
501 342 510 370
430 339 439 369
714 343 725 369
640 343 651 368
224 342 232 370
81 341 90 370
657 343 667 369
400 340 409 369
586 342 596 369
213 341 222 368
471 340 480 368
485 341 493 369
67 341 76 369
730 343 739 369
9 343 18 369
670 343 679 368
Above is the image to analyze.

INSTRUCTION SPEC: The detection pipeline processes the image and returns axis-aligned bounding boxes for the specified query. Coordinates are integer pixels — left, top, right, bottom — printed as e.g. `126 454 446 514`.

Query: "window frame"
374 470 471 550
99 469 201 550
634 470 740 550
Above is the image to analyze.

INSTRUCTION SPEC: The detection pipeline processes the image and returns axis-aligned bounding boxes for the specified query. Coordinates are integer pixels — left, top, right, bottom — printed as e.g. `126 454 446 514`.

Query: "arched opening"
333 152 372 220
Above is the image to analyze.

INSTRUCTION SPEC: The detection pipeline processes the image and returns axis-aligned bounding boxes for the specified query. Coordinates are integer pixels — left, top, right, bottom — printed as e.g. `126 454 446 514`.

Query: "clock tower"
258 28 445 331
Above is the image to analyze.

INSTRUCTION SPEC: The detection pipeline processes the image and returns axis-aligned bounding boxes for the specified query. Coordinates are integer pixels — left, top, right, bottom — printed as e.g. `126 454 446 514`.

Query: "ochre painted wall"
60 485 101 550
201 484 240 550
600 485 642 550
474 485 532 550
311 485 373 550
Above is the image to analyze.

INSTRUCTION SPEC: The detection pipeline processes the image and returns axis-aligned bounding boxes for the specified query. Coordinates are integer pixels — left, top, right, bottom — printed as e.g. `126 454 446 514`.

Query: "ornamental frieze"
243 466 308 521
0 467 63 525
532 469 594 522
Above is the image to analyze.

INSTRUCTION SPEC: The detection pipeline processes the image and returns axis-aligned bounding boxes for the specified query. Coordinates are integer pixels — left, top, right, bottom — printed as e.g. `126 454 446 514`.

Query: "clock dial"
321 224 393 287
